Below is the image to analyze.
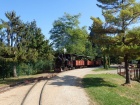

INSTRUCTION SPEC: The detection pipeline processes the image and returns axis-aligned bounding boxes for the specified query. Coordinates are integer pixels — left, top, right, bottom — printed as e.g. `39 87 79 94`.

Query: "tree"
50 13 94 56
1 11 22 77
84 41 97 58
119 27 140 60
65 27 89 54
0 11 53 78
89 18 111 69
50 13 80 49
16 20 53 73
91 0 140 84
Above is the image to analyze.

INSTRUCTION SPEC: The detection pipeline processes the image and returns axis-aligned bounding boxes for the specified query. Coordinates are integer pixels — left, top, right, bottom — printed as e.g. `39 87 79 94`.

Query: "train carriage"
54 53 102 72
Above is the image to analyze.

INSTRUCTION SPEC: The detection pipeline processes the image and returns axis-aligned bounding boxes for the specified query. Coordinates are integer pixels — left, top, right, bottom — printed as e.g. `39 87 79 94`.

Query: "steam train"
54 53 102 72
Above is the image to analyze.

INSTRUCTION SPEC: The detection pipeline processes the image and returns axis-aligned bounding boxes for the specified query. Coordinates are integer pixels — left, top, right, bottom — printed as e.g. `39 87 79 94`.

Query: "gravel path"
0 67 118 105
22 80 47 105
41 68 95 105
41 68 117 105
0 83 33 105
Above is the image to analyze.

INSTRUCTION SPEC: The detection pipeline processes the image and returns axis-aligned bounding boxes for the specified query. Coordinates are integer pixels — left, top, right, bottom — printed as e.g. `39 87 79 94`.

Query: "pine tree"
1 11 22 77
91 0 140 84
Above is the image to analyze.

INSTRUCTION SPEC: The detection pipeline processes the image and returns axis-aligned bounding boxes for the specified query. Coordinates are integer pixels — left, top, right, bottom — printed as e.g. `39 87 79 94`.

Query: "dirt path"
41 68 96 105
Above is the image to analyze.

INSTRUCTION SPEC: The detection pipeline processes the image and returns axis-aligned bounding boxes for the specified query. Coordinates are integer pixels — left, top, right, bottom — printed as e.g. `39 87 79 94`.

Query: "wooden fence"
117 66 140 81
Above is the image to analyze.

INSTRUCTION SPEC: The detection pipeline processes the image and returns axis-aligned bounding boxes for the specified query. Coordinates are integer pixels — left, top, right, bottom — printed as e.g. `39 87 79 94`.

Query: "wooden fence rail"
117 66 140 81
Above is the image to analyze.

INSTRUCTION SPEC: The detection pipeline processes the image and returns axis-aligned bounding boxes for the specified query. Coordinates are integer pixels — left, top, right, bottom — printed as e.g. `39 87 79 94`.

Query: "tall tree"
65 27 89 54
50 13 94 56
89 18 111 69
50 13 80 49
0 11 54 78
91 0 140 84
1 11 22 77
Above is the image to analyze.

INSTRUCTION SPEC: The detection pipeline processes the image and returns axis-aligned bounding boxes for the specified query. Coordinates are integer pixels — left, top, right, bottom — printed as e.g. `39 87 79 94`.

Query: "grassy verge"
0 77 25 86
93 67 117 71
0 73 52 87
82 74 140 105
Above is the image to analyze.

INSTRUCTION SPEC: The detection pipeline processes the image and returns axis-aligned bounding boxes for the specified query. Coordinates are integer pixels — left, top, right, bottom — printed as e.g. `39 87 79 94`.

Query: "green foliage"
49 13 81 49
65 27 88 54
90 0 140 83
50 13 95 56
16 60 54 76
84 41 97 58
0 11 54 78
33 60 53 73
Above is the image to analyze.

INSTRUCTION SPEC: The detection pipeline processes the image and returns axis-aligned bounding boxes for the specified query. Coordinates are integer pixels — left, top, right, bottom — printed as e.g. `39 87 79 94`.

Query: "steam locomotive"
54 53 102 72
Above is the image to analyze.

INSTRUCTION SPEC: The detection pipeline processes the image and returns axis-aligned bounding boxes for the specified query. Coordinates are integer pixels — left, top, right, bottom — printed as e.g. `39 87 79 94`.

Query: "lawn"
93 67 117 71
82 74 140 105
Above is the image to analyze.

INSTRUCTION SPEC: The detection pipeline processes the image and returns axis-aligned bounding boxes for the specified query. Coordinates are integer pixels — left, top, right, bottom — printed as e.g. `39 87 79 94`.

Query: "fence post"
117 66 119 74
117 66 121 75
138 68 140 80
136 69 138 79
120 66 122 75
134 69 136 79
2 60 5 80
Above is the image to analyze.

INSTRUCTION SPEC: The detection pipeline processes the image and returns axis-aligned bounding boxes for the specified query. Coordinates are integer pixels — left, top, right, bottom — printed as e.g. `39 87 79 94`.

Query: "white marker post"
64 48 67 54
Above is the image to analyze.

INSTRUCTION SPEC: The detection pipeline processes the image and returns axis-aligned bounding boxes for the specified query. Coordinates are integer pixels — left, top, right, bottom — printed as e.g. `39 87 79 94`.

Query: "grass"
0 78 25 86
82 74 140 105
0 73 52 87
93 67 117 71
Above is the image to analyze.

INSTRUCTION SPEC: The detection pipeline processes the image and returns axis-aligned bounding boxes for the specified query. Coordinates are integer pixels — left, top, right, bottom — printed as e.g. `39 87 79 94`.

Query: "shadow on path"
49 75 82 87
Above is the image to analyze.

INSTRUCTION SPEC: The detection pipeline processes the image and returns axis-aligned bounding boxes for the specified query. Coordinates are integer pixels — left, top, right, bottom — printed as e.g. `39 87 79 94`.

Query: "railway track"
0 81 25 94
20 73 55 105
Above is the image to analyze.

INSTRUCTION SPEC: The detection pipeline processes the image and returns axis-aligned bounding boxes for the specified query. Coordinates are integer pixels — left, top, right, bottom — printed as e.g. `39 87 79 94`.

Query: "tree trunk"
108 55 110 68
124 54 130 84
2 68 5 80
13 65 17 77
103 55 106 69
104 55 109 69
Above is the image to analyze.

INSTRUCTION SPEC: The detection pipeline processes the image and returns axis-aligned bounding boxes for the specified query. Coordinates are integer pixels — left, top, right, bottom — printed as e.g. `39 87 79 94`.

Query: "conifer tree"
91 0 140 84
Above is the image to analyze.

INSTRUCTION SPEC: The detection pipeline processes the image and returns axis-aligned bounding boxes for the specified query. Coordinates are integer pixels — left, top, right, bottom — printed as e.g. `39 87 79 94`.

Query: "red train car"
54 53 102 72
86 60 94 67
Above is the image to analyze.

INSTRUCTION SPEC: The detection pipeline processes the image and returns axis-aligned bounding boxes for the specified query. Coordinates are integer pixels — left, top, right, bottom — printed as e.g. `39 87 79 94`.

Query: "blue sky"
0 0 103 39
1 0 140 40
